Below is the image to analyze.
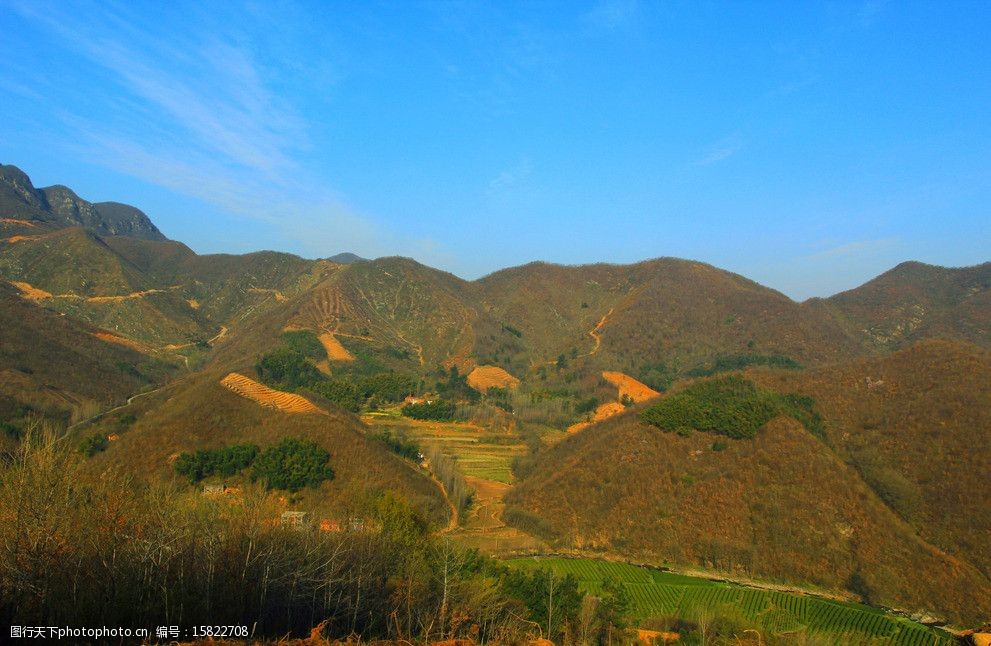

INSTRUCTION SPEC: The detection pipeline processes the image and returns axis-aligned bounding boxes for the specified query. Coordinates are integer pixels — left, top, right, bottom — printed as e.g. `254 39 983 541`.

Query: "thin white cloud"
487 157 534 193
693 137 743 167
7 0 452 260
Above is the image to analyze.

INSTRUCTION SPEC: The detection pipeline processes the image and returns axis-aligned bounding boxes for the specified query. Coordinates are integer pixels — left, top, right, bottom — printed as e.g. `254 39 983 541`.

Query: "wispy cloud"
6 0 408 258
13 2 302 179
487 157 534 193
693 137 743 167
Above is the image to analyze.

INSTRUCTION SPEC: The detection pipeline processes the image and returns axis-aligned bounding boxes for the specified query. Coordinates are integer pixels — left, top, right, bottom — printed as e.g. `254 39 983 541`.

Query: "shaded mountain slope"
1 164 165 240
0 228 326 347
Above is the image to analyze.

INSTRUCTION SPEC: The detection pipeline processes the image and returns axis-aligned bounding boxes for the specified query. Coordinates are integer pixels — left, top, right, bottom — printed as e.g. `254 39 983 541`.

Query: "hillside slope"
285 257 481 372
506 346 991 624
815 260 991 351
748 339 991 581
77 371 450 526
473 259 864 381
0 282 177 436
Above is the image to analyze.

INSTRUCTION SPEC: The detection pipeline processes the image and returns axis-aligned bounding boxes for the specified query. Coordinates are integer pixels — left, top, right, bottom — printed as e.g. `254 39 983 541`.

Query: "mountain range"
1 162 988 628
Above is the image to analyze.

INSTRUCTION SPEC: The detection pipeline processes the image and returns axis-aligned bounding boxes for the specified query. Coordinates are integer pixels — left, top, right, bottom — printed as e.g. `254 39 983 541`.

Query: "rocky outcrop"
0 164 166 241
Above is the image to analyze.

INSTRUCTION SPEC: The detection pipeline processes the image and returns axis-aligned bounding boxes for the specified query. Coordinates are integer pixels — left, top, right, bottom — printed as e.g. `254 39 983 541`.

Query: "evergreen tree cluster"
640 375 824 439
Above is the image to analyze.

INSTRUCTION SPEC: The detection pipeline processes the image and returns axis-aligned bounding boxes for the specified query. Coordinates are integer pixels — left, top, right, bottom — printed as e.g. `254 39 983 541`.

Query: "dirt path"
530 305 618 370
429 469 459 534
67 385 167 430
8 280 183 304
86 288 166 303
588 308 614 356
208 325 228 344
448 475 548 553
395 330 425 366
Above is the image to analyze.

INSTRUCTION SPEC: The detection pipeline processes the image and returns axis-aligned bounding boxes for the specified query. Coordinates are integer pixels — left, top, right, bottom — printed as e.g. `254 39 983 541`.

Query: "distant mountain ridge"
327 252 366 264
0 164 166 241
2 163 987 370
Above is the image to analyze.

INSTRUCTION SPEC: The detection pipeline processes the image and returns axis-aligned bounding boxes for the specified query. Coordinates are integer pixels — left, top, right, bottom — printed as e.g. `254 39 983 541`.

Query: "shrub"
686 353 801 378
637 361 679 392
307 379 363 412
436 366 480 402
358 373 418 402
252 438 334 492
280 330 326 359
501 323 523 338
79 433 108 457
174 443 260 482
575 396 598 415
402 399 457 421
372 430 421 461
255 347 324 390
0 431 543 642
640 375 824 440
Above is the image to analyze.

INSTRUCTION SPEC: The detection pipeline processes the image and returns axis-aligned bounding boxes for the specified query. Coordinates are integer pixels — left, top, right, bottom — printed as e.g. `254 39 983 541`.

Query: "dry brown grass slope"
814 260 991 351
78 370 450 526
506 358 991 625
0 281 177 429
748 339 991 582
474 259 866 378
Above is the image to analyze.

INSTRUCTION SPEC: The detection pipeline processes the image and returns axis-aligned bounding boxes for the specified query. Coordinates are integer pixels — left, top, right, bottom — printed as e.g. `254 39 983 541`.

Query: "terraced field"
363 413 525 483
505 558 957 645
220 372 325 414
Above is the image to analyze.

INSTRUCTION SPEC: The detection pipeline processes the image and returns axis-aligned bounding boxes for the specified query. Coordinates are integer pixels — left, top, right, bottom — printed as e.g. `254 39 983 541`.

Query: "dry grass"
467 365 520 391
78 372 450 526
747 339 991 584
319 332 355 361
602 371 659 403
567 401 626 434
10 280 53 300
221 372 326 414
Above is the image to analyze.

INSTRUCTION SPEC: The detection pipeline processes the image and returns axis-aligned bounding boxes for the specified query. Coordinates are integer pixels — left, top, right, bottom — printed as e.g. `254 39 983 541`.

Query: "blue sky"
1 0 988 299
